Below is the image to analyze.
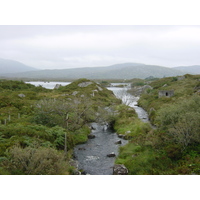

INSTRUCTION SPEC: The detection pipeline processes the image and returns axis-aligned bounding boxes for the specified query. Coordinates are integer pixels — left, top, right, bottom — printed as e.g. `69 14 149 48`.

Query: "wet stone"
107 152 116 157
88 134 95 139
113 164 128 175
115 140 122 144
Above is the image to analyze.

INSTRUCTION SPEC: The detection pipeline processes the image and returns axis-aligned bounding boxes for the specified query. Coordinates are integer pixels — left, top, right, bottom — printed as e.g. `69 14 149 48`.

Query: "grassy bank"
114 74 200 175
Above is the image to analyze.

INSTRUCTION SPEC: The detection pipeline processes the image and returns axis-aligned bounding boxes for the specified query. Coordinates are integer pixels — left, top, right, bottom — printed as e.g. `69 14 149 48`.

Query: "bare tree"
115 88 137 106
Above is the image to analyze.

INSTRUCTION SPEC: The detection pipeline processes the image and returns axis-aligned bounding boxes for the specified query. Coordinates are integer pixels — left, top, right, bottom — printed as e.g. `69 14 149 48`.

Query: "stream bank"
73 123 128 175
73 86 151 175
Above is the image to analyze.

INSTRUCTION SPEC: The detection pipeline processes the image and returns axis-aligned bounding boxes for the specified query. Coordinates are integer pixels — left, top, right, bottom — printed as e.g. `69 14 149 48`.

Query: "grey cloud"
0 25 200 69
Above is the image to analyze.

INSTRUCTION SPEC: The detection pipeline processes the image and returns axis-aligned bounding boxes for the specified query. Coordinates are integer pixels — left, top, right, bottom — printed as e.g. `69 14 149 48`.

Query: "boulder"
118 134 124 138
113 164 128 175
88 134 95 139
90 125 96 130
18 94 26 98
115 140 122 144
107 152 116 157
73 170 81 175
81 171 87 175
78 147 86 150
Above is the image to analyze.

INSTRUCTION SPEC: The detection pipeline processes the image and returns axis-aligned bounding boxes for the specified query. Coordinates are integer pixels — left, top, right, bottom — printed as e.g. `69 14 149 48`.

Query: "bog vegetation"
0 79 120 174
114 74 200 174
0 74 199 175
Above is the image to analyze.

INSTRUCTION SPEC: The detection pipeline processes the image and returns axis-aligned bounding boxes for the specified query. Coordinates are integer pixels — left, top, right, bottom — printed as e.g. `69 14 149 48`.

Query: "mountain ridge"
173 65 200 74
1 61 185 80
0 58 38 74
4 59 200 80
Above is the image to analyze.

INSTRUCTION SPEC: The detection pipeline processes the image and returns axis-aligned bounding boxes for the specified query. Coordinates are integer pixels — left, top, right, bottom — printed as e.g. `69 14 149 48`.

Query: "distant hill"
173 65 200 75
0 58 38 75
2 62 185 80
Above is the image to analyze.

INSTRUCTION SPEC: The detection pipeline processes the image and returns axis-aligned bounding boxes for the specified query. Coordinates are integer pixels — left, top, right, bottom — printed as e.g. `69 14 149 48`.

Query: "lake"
26 81 71 89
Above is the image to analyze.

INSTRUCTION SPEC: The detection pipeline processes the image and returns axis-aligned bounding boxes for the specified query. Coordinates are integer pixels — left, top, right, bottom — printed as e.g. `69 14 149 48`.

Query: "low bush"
1 146 71 175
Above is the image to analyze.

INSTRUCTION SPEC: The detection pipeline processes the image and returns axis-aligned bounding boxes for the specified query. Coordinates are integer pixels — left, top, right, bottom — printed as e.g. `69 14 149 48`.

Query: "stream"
74 123 128 175
27 81 150 175
74 85 150 175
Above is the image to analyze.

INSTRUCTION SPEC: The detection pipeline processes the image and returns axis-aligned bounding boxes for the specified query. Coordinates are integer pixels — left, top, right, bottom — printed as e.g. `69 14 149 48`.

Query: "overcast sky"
0 25 200 69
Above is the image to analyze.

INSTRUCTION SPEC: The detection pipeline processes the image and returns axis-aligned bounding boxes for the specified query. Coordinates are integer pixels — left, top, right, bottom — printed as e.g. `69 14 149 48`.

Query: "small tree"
115 88 137 106
34 96 95 131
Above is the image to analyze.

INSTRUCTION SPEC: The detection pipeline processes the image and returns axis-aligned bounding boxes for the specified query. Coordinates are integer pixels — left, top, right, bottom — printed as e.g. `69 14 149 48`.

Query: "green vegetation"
0 79 120 175
138 74 200 122
114 74 200 174
113 104 151 139
130 78 146 87
1 75 199 175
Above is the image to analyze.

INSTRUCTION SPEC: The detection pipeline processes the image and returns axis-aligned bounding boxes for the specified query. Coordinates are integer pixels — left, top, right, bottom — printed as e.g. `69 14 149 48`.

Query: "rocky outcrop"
54 84 61 89
113 164 128 175
78 82 92 87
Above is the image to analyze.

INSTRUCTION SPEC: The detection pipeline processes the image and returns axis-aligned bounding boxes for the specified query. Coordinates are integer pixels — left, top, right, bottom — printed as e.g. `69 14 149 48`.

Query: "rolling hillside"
2 62 184 80
173 65 200 74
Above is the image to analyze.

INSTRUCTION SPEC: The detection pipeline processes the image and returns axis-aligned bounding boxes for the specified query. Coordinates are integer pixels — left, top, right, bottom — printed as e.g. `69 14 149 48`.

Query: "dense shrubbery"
0 79 120 175
155 95 200 150
130 78 146 87
2 76 199 175
117 74 200 175
1 145 71 175
0 80 35 91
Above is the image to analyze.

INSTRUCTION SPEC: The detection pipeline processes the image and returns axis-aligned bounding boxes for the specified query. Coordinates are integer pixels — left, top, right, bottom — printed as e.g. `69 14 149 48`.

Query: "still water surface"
26 81 71 89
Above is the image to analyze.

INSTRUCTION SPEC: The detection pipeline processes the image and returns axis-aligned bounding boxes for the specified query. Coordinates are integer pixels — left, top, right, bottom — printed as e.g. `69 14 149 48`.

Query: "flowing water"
73 123 128 175
74 86 150 175
28 81 150 174
108 85 149 123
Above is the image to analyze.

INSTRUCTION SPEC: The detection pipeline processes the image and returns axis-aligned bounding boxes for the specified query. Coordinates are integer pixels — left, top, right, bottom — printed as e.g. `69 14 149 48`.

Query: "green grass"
115 143 174 175
113 104 151 138
113 74 200 175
